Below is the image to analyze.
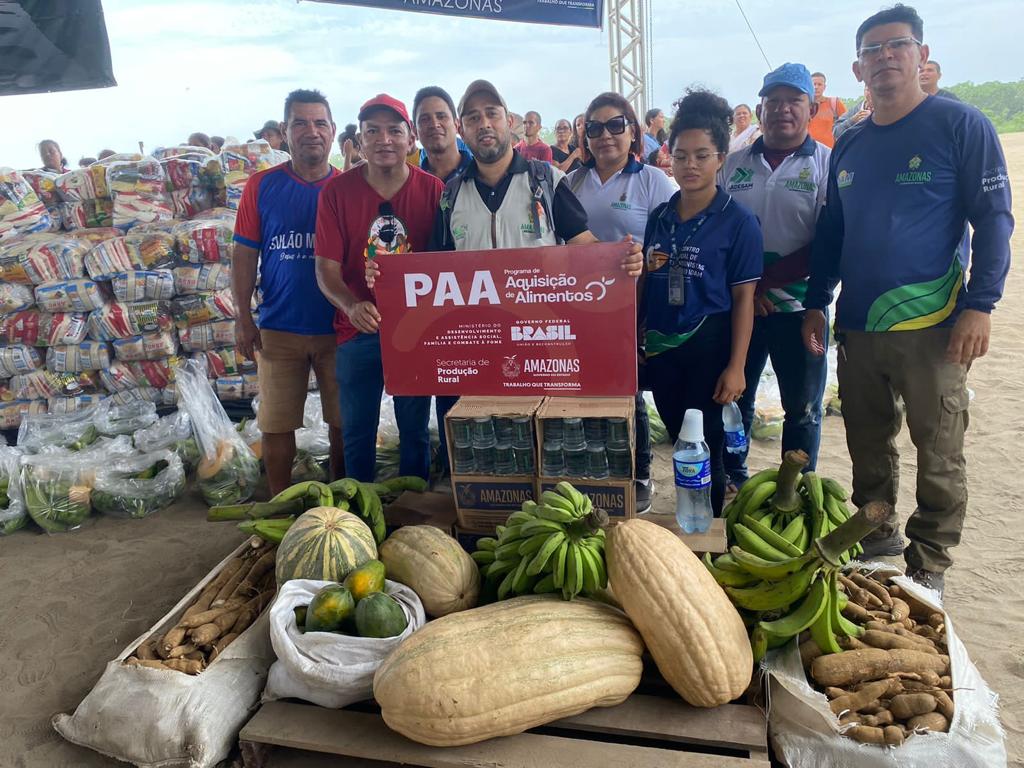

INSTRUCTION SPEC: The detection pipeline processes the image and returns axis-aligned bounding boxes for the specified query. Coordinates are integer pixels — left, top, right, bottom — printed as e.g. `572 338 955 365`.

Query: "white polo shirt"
566 158 677 243
719 135 830 312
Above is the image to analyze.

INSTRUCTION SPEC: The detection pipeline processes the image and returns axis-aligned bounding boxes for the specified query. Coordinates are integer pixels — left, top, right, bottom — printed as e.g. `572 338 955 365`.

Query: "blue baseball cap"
758 63 814 99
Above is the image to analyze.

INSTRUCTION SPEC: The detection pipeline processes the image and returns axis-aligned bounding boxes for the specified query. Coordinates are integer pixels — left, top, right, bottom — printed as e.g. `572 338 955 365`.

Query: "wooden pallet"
239 687 770 768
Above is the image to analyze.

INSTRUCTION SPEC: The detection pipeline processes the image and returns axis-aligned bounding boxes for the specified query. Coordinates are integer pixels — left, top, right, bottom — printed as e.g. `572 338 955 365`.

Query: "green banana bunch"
707 496 891 658
473 481 609 602
238 515 295 543
272 480 335 510
329 478 387 544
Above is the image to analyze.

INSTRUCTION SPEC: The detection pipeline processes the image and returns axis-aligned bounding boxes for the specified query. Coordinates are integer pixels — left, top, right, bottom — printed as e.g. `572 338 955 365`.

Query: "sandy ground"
1 134 1022 768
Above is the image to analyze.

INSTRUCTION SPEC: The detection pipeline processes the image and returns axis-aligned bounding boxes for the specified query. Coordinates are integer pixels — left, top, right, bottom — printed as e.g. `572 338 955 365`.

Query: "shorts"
257 328 341 433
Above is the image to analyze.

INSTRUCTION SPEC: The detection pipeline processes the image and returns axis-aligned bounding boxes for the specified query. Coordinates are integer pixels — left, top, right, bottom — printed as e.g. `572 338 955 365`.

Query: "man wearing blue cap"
720 62 831 487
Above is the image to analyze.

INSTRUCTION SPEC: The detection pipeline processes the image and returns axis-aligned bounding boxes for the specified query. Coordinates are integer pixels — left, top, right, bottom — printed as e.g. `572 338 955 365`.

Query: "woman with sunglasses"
640 89 763 515
565 92 676 515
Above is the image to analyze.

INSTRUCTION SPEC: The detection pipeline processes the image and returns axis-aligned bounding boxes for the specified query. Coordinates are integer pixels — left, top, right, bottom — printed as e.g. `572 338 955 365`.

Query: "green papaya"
354 592 408 638
304 585 355 633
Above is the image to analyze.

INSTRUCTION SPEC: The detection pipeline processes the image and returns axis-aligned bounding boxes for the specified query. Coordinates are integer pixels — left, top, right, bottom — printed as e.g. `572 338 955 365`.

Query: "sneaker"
859 525 906 558
905 567 945 598
635 479 653 515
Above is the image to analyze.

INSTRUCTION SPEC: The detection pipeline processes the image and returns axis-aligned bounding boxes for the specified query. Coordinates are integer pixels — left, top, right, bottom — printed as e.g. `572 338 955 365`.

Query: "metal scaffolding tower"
607 0 651 118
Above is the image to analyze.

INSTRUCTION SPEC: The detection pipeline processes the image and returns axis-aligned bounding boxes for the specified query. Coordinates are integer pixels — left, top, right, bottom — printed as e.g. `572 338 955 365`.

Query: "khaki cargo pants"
837 327 970 573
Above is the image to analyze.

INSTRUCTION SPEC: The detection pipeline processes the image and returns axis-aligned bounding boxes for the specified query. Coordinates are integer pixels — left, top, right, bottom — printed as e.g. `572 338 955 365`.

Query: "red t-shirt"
516 140 554 163
315 165 443 345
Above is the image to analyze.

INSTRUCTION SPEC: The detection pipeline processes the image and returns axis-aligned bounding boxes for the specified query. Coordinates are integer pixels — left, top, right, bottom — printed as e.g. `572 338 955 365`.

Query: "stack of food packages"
0 141 283 431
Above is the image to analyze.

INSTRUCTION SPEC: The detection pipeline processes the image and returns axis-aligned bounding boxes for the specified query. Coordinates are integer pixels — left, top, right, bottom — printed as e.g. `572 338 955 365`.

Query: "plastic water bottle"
674 409 713 533
723 401 748 455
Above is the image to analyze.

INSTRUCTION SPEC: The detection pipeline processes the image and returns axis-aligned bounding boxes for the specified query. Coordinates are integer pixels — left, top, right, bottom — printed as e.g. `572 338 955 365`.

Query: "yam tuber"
851 572 893 609
839 636 870 651
190 622 223 645
934 690 955 720
825 687 847 699
884 725 906 745
167 643 198 659
861 630 938 654
927 613 945 630
811 648 950 688
159 626 187 659
209 632 239 662
237 550 276 596
846 725 886 744
161 658 203 675
185 556 245 617
830 679 899 716
862 710 895 727
889 597 911 622
212 559 250 607
890 693 938 720
136 640 158 661
939 676 952 689
841 600 873 623
908 712 949 732
801 638 824 668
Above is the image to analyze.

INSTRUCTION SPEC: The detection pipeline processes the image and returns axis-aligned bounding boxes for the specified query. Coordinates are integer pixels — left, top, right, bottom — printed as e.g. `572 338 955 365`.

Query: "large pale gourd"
373 595 644 746
378 525 479 616
607 518 752 707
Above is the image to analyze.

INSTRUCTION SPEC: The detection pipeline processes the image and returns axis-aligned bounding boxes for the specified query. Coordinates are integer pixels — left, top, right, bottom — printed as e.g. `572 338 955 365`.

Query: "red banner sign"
375 243 638 396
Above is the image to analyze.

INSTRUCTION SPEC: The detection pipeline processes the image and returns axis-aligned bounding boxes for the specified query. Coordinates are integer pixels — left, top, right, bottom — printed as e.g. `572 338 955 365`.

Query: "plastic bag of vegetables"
174 360 260 506
17 405 100 452
22 435 136 532
91 450 186 519
0 446 27 535
95 398 158 436
133 410 201 472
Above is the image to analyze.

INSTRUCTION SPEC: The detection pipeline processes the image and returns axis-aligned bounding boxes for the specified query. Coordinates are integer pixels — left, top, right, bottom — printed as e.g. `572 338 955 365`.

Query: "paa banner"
375 243 638 396
309 0 603 28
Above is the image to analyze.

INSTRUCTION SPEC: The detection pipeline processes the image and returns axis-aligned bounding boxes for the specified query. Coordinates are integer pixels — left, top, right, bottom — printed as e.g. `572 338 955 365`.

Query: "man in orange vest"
807 72 846 147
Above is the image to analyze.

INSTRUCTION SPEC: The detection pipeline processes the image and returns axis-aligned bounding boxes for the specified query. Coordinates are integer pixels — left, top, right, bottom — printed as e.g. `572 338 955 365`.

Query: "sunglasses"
585 115 630 139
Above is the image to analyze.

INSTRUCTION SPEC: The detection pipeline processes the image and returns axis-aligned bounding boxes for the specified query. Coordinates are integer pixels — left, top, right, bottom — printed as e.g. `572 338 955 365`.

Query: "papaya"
294 605 307 628
355 592 408 638
344 559 387 601
305 584 355 633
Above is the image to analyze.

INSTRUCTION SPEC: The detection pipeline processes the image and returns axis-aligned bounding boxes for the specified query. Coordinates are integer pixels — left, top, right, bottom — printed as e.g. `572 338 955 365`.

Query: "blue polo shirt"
420 146 473 183
641 188 763 355
807 95 1012 331
233 164 338 335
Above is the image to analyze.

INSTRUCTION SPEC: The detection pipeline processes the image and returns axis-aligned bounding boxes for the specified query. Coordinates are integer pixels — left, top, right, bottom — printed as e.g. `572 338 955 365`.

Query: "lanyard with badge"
649 213 708 306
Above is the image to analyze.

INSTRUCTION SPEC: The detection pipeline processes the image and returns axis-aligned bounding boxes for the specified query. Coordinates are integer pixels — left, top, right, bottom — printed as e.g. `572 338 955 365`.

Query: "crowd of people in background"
29 4 1012 597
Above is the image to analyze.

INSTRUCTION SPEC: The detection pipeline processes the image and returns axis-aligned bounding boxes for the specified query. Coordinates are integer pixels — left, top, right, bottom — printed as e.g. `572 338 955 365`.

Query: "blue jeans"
335 333 432 482
724 309 828 481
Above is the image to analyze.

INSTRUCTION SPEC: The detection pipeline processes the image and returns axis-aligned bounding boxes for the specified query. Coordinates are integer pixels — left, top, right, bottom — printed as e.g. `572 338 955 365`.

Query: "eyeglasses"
671 151 722 167
585 115 629 139
857 36 922 59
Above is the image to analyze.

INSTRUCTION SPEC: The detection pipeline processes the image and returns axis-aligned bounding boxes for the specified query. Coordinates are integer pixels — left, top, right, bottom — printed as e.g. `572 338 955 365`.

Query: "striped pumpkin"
275 506 378 585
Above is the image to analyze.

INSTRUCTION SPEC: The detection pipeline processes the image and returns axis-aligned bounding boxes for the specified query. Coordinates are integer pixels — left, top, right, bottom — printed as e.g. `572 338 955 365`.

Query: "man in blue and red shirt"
232 88 343 495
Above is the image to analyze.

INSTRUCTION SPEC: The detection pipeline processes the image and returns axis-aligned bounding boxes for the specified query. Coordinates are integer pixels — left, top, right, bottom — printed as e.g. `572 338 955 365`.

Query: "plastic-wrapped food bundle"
192 347 255 378
171 289 236 327
84 233 176 280
173 262 231 294
59 198 114 230
22 170 60 206
19 436 134 533
66 227 123 244
106 158 173 229
0 344 44 377
0 445 27 534
17 405 98 451
0 283 35 314
178 319 235 351
35 278 108 313
160 382 178 406
48 393 105 414
86 301 173 340
55 168 99 202
7 369 100 401
189 206 236 223
173 218 234 263
110 330 178 361
161 153 215 219
106 387 163 406
218 141 275 210
91 449 186 518
0 235 90 285
0 400 47 430
132 409 200 471
0 167 53 238
109 270 176 302
0 310 88 346
100 357 179 392
175 359 260 505
95 398 158 435
46 341 112 372
215 373 260 401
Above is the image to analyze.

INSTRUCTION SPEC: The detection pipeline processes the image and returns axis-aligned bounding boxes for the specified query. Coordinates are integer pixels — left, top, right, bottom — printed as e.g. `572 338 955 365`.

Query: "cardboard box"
535 396 635 523
446 396 544 533
383 491 457 536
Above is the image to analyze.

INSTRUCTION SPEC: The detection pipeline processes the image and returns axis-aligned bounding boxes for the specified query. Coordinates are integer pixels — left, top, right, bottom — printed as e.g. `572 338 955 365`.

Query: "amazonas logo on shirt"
727 167 754 191
785 166 816 193
837 169 855 189
895 155 932 185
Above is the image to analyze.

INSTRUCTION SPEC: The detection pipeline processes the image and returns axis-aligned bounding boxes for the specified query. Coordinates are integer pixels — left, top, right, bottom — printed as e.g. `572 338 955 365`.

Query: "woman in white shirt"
566 92 677 515
729 103 761 153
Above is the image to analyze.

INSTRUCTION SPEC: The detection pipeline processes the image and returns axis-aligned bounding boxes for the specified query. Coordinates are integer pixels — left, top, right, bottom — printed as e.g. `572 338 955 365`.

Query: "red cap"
357 94 411 126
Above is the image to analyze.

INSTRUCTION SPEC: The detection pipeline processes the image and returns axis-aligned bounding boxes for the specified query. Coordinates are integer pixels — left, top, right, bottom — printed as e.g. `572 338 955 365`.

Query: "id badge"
668 250 685 307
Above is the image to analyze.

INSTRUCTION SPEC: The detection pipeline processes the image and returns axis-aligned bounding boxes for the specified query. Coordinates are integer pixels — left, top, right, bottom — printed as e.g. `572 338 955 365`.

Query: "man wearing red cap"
315 94 443 483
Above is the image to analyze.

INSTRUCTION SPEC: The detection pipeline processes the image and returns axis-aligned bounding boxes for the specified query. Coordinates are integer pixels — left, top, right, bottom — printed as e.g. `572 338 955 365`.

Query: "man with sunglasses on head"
720 63 831 493
315 94 444 483
803 4 1013 595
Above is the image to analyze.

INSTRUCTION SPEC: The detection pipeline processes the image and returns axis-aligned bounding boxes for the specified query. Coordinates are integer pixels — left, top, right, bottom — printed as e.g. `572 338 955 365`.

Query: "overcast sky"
3 0 1019 170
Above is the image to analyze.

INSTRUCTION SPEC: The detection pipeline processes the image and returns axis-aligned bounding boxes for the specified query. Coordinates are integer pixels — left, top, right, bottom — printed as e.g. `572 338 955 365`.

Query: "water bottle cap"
680 408 704 442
